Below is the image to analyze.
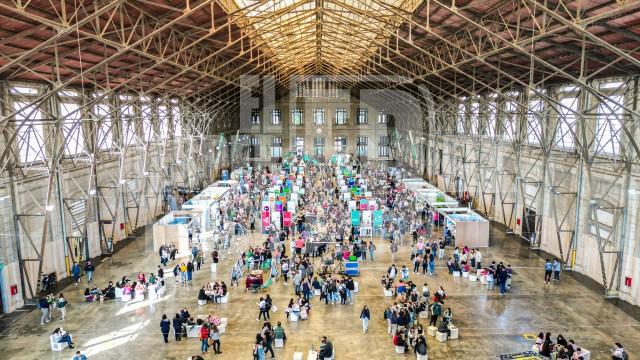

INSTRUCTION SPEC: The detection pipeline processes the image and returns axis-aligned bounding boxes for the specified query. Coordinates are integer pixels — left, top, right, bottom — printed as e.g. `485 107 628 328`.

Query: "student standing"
210 325 222 354
172 313 183 341
56 293 67 321
71 262 81 286
199 324 210 354
544 259 553 284
160 314 170 343
360 305 371 333
84 260 95 284
39 296 49 325
552 259 561 281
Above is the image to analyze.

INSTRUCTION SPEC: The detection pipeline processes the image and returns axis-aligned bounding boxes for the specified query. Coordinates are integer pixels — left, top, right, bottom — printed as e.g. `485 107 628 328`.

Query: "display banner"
360 199 368 210
261 211 271 232
362 210 372 227
373 210 383 228
348 200 356 211
271 211 281 230
351 210 361 226
365 191 372 199
275 201 283 212
283 211 292 227
342 193 351 202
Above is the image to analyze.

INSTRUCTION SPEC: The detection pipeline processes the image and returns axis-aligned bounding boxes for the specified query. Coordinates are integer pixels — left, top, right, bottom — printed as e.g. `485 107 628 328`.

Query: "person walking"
360 305 371 333
72 350 87 360
172 313 183 341
56 293 67 321
160 314 171 343
368 241 376 261
553 259 561 281
475 249 482 269
38 295 49 325
257 297 269 321
544 259 553 284
390 241 398 262
71 262 81 286
429 301 441 327
199 324 210 354
210 325 221 354
84 260 95 284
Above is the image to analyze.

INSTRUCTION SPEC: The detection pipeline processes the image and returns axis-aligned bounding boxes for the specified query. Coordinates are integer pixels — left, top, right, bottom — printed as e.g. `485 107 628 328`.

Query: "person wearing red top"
295 237 304 255
200 325 210 353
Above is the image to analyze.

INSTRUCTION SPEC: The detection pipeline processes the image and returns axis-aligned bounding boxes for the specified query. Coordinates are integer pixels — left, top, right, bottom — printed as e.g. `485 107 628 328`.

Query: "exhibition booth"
440 207 490 248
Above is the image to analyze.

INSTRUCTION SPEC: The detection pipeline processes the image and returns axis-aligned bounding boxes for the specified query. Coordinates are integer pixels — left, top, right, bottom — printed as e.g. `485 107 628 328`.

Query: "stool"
419 311 429 319
354 281 359 293
427 326 437 337
314 289 321 296
448 325 458 340
198 299 207 306
293 352 303 360
480 275 487 285
416 354 428 360
462 271 469 278
135 293 144 301
436 331 448 342
121 293 131 302
275 338 284 348
453 271 461 277
289 312 299 322
219 294 228 303
383 289 393 297
49 335 68 351
395 345 405 354
219 318 228 334
469 275 477 282
211 263 217 272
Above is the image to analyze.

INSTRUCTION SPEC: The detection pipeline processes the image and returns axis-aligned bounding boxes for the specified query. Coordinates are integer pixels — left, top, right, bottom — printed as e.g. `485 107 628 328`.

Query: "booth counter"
440 207 489 248
153 209 202 254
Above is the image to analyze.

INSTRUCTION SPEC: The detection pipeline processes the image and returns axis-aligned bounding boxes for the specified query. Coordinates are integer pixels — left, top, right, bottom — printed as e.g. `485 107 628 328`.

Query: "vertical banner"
283 211 292 227
348 200 356 211
373 210 383 228
362 210 372 227
261 211 271 233
360 199 368 211
271 211 282 230
351 210 361 226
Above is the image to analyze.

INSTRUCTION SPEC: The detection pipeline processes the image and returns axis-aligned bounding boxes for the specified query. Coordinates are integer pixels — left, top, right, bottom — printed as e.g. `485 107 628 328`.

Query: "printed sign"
261 211 271 232
351 210 361 226
283 211 292 227
373 210 383 228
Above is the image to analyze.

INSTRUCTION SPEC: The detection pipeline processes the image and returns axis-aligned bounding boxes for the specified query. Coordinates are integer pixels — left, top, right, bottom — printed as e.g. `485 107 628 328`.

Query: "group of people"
159 308 223 355
198 281 228 303
532 332 627 360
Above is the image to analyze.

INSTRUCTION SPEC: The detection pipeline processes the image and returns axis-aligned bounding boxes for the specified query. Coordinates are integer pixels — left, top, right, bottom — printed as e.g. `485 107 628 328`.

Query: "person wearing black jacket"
318 336 333 359
172 313 183 341
160 314 170 343
360 305 370 333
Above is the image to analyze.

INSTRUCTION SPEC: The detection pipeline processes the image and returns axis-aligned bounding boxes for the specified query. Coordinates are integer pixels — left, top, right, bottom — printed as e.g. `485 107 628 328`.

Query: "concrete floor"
1 224 639 360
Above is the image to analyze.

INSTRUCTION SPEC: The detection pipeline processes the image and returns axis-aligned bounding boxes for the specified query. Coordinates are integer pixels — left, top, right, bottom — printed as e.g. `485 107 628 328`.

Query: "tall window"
503 100 517 142
334 136 347 153
59 102 86 155
356 108 368 124
335 108 347 125
596 95 623 156
313 108 325 125
379 136 390 157
469 101 480 135
378 110 387 124
271 137 282 158
292 109 304 125
314 137 325 158
158 105 169 139
249 136 260 158
295 136 304 155
457 102 466 134
140 103 154 143
120 101 136 147
14 101 46 163
527 99 543 145
556 97 577 150
271 108 281 125
251 108 260 125
356 136 368 156
171 102 182 138
94 103 113 150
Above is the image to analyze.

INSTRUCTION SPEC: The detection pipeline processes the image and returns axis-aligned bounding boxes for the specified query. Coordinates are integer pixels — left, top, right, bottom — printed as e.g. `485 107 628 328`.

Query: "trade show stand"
440 207 489 248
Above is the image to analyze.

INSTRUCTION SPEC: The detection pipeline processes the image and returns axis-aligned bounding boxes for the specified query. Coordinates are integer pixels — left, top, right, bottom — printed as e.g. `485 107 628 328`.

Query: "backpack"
416 342 427 355
622 351 629 360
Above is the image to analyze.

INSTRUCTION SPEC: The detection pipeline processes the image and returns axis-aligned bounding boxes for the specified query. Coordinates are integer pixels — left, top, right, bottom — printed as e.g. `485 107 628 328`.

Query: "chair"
436 331 447 342
275 338 284 348
289 312 299 322
395 345 405 354
426 326 437 337
49 335 69 351
447 325 458 340
198 299 207 306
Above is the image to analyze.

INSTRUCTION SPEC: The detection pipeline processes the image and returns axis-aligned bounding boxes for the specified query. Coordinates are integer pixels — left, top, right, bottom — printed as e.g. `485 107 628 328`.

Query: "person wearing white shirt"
611 342 626 360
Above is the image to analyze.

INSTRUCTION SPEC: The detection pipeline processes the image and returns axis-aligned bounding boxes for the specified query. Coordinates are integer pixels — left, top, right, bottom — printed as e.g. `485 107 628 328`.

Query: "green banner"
351 210 361 226
373 210 383 228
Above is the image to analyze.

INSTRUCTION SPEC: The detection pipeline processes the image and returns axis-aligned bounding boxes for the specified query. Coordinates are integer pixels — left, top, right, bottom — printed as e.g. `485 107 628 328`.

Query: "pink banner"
261 211 271 232
283 211 292 227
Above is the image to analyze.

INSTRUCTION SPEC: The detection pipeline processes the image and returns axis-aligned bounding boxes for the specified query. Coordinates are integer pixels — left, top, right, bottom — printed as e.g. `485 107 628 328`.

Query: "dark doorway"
522 207 537 242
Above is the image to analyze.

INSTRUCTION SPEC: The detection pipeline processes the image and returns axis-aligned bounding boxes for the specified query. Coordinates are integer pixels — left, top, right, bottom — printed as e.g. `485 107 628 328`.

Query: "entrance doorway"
522 207 537 242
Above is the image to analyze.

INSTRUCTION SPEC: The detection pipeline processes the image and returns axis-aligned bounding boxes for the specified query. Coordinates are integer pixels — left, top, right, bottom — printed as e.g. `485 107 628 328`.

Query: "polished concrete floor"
1 224 639 360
